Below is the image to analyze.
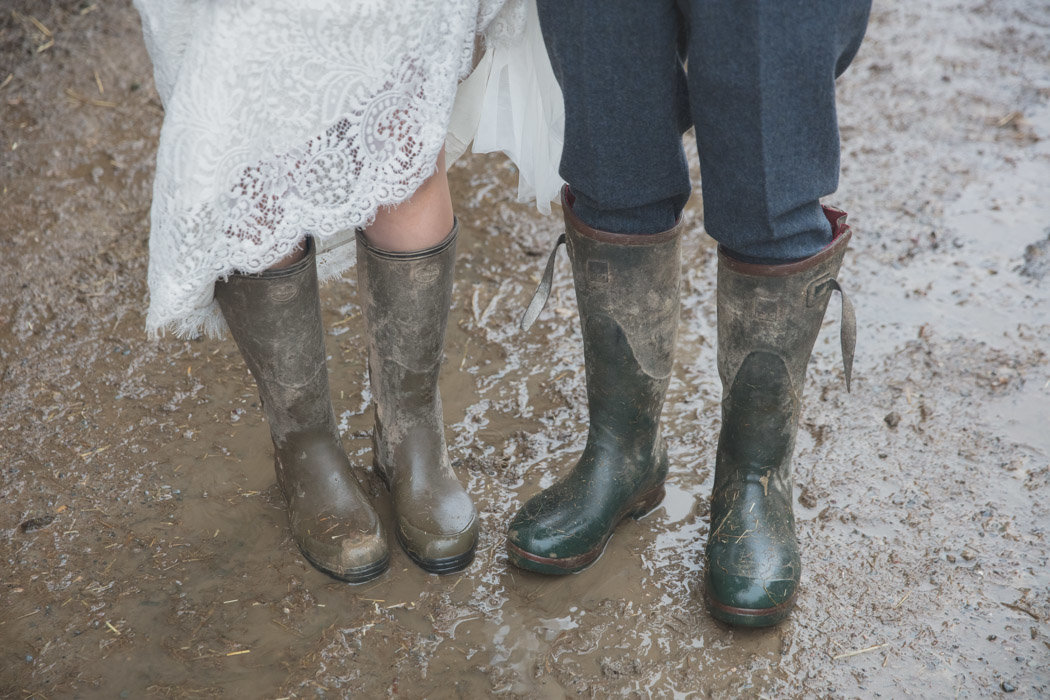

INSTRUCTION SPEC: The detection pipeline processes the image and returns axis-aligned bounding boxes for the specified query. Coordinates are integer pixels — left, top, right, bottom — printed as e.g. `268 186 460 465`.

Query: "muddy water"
2 0 1049 696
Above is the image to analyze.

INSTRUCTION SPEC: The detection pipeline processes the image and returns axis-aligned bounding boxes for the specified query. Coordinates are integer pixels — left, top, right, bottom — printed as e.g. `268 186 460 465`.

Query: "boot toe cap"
295 522 389 583
505 502 604 574
703 568 798 626
506 512 574 559
398 512 477 558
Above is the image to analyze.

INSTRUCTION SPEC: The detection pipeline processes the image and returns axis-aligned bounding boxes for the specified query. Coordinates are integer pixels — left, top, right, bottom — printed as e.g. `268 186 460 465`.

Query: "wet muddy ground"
2 0 1049 697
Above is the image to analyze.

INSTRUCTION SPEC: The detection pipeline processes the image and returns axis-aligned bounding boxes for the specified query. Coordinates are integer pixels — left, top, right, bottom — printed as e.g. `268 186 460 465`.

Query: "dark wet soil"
2 0 1049 697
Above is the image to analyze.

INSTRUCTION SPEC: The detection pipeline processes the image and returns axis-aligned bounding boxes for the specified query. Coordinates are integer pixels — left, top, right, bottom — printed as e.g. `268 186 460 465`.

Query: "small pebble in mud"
884 411 901 428
961 549 976 561
946 554 957 563
1001 681 1017 693
988 634 997 641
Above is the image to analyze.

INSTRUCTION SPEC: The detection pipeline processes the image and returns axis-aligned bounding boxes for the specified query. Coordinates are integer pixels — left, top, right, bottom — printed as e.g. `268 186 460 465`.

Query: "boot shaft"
355 224 458 459
563 199 681 382
214 239 337 444
561 193 682 434
355 225 458 378
716 207 851 396
714 206 852 488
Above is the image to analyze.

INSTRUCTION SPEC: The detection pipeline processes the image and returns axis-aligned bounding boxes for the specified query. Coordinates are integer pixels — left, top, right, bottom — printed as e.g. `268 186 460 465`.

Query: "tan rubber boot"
356 222 478 574
215 239 389 582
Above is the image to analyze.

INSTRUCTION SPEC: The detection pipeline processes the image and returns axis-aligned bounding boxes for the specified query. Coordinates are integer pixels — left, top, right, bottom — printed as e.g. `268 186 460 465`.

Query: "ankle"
268 239 308 270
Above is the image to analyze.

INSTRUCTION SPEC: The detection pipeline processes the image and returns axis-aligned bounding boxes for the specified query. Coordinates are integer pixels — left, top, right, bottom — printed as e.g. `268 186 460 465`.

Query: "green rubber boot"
507 189 681 574
356 222 478 574
215 239 389 583
704 206 856 626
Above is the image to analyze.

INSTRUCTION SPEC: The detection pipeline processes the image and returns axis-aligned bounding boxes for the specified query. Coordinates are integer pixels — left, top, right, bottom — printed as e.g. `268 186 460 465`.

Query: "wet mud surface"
2 0 1049 696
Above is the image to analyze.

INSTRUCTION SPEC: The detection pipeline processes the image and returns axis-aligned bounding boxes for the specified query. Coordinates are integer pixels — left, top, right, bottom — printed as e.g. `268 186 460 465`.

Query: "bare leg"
268 148 452 271
364 149 455 251
268 242 307 270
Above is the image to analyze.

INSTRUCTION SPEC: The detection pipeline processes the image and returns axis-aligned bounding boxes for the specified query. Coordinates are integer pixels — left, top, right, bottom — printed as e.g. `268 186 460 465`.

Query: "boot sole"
396 529 477 575
373 461 478 575
301 549 390 585
703 574 798 628
274 457 389 584
506 482 666 575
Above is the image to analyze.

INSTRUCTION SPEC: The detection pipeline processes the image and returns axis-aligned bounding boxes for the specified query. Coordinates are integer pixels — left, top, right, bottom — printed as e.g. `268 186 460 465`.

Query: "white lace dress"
134 0 562 338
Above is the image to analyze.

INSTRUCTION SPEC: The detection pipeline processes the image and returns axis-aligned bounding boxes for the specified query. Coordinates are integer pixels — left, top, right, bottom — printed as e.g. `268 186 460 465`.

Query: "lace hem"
144 232 359 339
137 0 534 339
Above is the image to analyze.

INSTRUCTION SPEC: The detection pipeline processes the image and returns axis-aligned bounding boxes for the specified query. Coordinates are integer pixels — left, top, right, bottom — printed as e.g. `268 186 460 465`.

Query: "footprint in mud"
18 514 55 533
1019 232 1050 280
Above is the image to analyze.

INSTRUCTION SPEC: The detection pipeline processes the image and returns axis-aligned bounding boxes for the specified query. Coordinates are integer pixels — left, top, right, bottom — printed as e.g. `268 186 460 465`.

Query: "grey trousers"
537 0 871 261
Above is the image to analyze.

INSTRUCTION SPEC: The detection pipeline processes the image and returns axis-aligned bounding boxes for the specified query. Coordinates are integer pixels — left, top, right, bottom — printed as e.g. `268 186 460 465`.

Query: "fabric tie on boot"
520 233 567 331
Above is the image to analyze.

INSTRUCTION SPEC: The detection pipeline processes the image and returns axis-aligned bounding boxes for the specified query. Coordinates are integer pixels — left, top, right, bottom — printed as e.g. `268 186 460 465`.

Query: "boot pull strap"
829 279 856 392
520 234 567 331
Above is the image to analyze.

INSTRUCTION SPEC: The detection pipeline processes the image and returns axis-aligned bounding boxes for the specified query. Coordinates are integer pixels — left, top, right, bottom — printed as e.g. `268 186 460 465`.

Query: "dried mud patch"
1021 232 1050 281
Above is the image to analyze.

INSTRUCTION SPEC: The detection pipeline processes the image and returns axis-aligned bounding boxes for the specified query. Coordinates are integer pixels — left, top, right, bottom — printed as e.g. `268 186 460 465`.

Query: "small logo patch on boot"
587 260 610 285
805 274 835 307
269 281 299 303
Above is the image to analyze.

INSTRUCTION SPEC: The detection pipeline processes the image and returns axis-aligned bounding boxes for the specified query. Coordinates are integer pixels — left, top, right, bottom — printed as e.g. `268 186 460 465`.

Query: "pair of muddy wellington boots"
214 225 478 583
508 188 854 628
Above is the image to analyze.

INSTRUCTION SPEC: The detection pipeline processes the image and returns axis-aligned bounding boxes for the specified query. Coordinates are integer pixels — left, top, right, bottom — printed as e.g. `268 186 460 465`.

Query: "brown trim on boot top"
719 205 852 277
562 186 679 246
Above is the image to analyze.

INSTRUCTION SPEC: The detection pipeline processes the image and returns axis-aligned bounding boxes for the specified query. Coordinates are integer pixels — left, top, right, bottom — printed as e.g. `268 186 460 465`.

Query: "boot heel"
630 483 666 520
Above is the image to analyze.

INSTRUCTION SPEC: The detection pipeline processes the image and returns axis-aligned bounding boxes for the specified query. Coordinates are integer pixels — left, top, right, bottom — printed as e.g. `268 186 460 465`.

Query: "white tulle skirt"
134 0 563 338
446 0 564 212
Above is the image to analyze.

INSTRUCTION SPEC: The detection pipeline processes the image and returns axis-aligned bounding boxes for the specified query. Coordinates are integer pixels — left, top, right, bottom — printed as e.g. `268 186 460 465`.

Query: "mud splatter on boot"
705 206 855 626
508 188 681 574
215 239 389 582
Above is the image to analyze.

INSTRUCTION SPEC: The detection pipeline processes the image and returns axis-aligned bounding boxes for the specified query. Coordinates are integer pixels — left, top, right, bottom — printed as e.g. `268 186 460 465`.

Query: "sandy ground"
2 0 1049 697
